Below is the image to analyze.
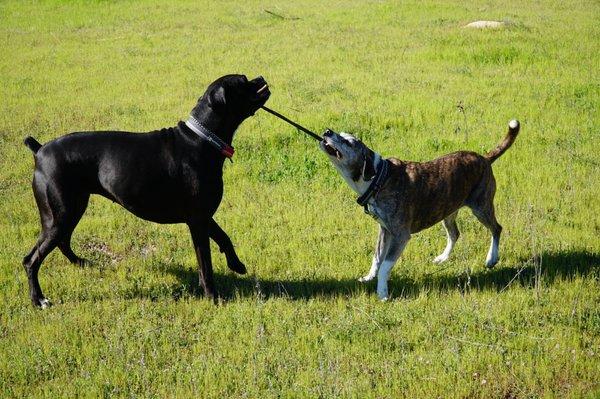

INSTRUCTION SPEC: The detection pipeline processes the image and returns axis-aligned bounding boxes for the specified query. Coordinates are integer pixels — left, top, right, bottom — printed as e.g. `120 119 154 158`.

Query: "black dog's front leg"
208 218 247 275
188 221 217 302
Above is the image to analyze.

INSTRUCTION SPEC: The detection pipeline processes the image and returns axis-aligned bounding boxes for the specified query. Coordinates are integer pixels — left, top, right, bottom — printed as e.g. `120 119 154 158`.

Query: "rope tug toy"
260 106 325 141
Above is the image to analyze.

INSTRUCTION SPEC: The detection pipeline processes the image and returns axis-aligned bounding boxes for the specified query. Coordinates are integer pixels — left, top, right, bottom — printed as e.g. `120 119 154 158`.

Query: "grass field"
1 0 599 397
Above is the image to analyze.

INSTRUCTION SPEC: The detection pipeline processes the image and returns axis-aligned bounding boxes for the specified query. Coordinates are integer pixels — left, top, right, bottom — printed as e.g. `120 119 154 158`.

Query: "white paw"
358 274 375 283
377 290 389 301
433 254 449 264
485 257 498 268
39 298 52 309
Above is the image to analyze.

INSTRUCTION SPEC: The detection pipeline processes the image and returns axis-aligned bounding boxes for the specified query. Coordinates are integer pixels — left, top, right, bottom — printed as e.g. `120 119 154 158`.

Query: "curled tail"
485 120 520 163
24 136 42 154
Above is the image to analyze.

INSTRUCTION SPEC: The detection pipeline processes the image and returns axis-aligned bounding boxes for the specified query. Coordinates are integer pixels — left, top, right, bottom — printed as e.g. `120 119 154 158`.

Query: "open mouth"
321 141 341 158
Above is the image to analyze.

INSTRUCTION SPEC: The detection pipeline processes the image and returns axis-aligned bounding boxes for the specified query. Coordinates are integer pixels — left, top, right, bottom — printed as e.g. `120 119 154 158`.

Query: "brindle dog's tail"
485 120 520 163
24 136 42 154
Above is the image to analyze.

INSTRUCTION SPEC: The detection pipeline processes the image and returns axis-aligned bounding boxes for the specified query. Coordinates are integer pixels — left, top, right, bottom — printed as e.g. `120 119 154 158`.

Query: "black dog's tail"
485 120 520 163
24 136 42 154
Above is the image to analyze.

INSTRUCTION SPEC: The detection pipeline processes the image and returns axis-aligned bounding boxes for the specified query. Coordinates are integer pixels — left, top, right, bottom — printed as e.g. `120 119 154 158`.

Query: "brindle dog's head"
320 130 377 183
192 74 271 124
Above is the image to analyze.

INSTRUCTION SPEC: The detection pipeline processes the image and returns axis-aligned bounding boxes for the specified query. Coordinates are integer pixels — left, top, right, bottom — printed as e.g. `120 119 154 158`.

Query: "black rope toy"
260 106 324 141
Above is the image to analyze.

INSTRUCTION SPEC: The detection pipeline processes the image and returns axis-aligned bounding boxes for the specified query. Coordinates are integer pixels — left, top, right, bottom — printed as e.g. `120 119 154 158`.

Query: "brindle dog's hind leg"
468 177 502 268
471 204 502 268
433 211 460 264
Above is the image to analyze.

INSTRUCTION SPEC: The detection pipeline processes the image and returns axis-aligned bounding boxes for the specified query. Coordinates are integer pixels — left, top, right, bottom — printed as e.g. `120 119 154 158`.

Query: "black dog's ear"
207 87 226 111
362 149 376 181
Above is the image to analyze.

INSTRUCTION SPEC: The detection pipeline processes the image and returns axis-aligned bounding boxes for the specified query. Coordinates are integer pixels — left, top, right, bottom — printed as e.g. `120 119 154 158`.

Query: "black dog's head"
196 74 270 121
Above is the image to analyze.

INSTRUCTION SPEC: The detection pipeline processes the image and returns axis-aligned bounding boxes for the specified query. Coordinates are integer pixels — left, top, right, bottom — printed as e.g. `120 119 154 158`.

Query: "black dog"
22 74 270 307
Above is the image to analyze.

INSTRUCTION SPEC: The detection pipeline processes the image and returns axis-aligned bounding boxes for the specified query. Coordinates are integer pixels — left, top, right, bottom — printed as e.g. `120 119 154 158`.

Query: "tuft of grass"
1 0 599 397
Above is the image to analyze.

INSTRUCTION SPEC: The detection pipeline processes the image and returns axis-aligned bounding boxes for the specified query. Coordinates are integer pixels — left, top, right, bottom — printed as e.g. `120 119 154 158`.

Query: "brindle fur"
320 121 520 300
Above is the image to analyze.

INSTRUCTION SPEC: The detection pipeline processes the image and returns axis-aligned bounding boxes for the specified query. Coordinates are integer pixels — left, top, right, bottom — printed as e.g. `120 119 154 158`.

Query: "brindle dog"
320 120 520 300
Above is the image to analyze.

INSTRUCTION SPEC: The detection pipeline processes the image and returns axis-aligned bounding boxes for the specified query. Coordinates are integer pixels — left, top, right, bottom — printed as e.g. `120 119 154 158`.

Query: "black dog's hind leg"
57 194 89 266
208 218 247 274
59 231 87 266
188 221 217 303
23 175 57 307
23 230 61 308
24 174 90 307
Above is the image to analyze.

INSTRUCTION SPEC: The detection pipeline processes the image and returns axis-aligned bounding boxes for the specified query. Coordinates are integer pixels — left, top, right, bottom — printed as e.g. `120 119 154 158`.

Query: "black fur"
24 136 41 154
22 74 270 307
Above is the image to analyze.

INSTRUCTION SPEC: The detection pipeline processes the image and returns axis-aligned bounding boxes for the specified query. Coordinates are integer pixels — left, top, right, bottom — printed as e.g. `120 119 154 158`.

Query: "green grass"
1 0 599 397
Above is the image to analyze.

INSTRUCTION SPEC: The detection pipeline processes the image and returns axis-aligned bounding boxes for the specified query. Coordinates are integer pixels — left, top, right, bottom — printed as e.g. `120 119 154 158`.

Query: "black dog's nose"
323 129 335 137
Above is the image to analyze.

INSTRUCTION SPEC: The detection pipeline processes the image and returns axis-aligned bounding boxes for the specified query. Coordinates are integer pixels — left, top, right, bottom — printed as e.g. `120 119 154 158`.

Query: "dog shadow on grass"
163 250 600 301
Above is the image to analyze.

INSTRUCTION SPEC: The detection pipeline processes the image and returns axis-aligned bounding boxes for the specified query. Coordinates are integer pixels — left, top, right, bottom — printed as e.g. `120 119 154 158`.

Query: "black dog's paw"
74 257 90 267
33 297 52 309
227 258 247 275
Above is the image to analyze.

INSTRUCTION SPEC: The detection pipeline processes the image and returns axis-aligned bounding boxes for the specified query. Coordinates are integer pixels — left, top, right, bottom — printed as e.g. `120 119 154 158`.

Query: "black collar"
356 159 390 214
184 115 234 159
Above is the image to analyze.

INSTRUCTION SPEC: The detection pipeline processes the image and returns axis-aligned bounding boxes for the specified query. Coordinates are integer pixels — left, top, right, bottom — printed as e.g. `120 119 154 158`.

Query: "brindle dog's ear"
350 164 362 182
362 149 376 181
207 87 226 111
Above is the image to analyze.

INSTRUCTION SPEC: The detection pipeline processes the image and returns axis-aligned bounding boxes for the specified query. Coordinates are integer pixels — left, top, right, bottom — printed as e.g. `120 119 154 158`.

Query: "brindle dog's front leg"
359 225 389 283
208 218 247 274
188 221 217 303
376 230 410 301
